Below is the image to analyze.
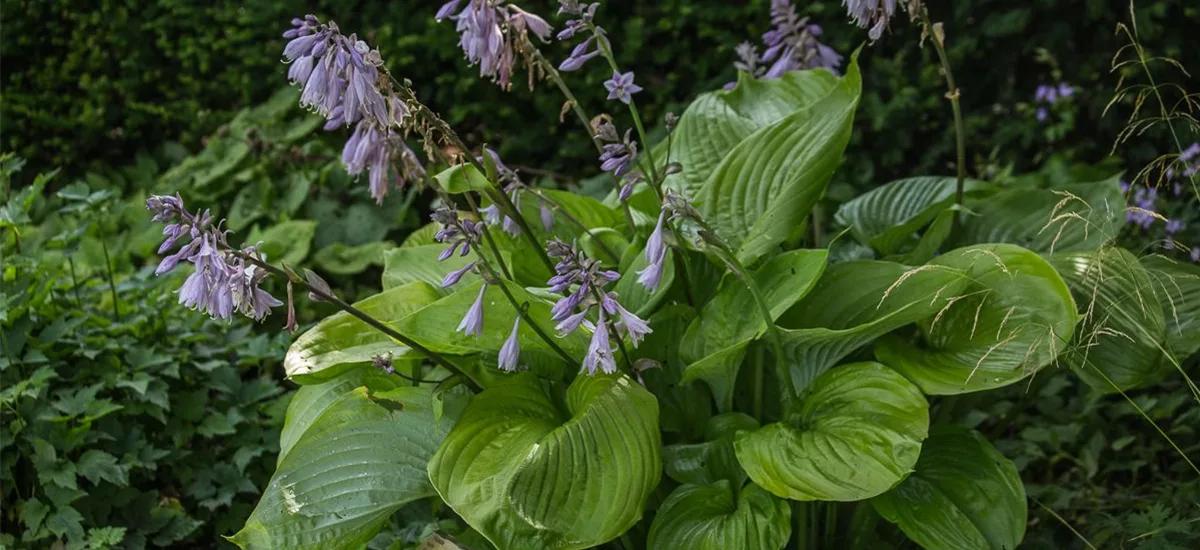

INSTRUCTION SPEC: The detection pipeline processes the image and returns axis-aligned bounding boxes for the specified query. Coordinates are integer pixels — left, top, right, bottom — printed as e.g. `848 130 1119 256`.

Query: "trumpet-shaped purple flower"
457 284 488 337
559 35 603 71
282 16 389 127
342 119 425 203
731 0 841 80
442 261 478 288
637 210 668 290
844 0 898 41
594 120 639 178
498 317 522 371
437 1 552 89
604 71 643 104
582 311 616 375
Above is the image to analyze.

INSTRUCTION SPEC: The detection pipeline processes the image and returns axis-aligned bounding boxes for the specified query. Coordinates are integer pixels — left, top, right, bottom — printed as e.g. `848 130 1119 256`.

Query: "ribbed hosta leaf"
735 362 929 501
875 244 1078 395
955 175 1123 253
680 249 828 410
428 373 661 550
1049 248 1171 392
647 482 790 550
872 425 1026 550
614 239 675 317
382 245 485 294
284 282 442 383
516 189 625 236
231 386 462 550
663 413 758 488
660 69 840 199
277 368 403 466
697 56 861 264
1141 255 1200 359
835 177 991 255
777 260 971 394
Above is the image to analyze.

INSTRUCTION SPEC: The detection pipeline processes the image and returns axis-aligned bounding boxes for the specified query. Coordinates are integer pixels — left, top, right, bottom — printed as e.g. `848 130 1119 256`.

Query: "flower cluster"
638 192 701 291
844 0 900 41
283 15 424 203
556 2 605 71
147 195 282 321
1033 82 1075 122
1126 185 1161 229
1167 142 1200 183
436 0 552 90
546 239 650 374
594 119 639 179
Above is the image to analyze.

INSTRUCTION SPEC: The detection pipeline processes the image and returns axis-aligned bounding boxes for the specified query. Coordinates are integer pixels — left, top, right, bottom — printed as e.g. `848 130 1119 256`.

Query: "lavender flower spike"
604 71 643 104
457 284 488 337
583 311 617 375
498 317 522 372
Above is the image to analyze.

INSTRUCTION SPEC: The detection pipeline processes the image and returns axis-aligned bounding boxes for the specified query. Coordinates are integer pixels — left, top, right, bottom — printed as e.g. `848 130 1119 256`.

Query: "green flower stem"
585 24 661 186
916 8 968 227
459 187 515 280
101 240 120 322
752 343 765 422
235 251 481 392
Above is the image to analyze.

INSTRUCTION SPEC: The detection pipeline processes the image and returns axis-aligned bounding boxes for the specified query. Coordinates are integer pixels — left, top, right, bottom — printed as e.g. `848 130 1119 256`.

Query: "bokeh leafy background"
3 0 1199 548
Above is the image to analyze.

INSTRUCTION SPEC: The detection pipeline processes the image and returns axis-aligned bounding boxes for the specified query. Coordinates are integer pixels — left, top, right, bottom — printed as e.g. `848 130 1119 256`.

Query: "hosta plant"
143 2 1200 549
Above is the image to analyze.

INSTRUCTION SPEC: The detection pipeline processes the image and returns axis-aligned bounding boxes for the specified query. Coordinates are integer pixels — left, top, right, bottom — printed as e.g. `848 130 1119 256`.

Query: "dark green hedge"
4 0 1198 185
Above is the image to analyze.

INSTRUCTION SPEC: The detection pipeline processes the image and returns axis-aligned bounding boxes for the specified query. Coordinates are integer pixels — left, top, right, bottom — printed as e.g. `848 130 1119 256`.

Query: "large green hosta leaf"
735 362 928 501
663 413 758 488
872 425 1026 550
1049 248 1171 392
277 368 404 466
1141 255 1200 359
955 175 1124 253
661 69 840 199
777 260 971 394
231 385 463 550
647 482 790 550
697 57 861 264
382 245 486 294
428 373 661 550
284 282 442 383
835 177 992 256
680 249 828 410
875 244 1077 395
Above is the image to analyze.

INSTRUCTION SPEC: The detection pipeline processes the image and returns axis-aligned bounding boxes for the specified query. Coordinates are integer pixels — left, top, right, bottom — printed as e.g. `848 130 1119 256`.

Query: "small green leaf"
648 482 790 550
872 425 1026 550
735 362 928 501
429 373 661 550
77 450 129 486
434 164 490 194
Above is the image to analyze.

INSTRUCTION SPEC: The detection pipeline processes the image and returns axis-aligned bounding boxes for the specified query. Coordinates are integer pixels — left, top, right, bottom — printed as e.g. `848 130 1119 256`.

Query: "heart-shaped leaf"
231 385 463 550
872 425 1026 550
428 373 661 550
875 244 1078 395
663 413 758 488
835 176 992 255
285 282 443 383
277 367 405 465
697 56 861 264
382 244 507 294
647 482 790 550
1049 248 1171 392
955 175 1124 253
735 362 928 501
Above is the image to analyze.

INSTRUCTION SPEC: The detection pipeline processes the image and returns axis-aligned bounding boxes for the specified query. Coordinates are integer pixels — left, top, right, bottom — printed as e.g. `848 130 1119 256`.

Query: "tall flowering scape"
1033 82 1075 122
146 195 282 321
728 1 841 89
546 239 650 374
283 15 424 203
436 0 553 90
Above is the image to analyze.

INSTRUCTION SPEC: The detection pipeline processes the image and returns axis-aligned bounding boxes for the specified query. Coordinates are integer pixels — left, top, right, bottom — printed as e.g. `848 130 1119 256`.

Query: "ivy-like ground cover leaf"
872 425 1026 550
876 244 1078 395
697 56 861 264
735 362 929 501
428 373 661 550
647 482 790 550
231 384 463 550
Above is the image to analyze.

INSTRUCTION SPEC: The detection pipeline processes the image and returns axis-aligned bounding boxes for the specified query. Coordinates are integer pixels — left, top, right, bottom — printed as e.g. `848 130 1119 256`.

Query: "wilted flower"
844 0 899 41
342 119 426 203
147 195 282 322
604 71 643 104
372 352 396 374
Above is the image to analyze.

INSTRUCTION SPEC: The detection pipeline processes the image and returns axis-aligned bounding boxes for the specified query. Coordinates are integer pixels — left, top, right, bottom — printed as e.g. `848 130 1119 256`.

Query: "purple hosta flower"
539 201 555 231
1036 107 1048 122
508 5 553 40
1126 187 1160 229
1191 247 1200 263
443 261 478 288
147 195 282 322
844 0 899 41
1034 85 1057 104
604 71 642 104
1120 179 1131 194
582 311 616 375
372 352 396 375
637 210 668 291
341 119 425 203
560 35 603 71
556 1 600 41
601 293 651 347
761 1 841 77
1166 219 1185 235
619 183 634 202
734 42 762 75
437 1 551 89
498 317 522 371
457 284 488 337
594 120 639 177
282 16 390 127
433 209 483 264
1057 83 1075 99
1182 143 1200 163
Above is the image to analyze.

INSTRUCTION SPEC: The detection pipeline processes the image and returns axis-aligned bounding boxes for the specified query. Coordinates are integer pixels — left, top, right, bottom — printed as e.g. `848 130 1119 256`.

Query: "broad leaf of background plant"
776 260 971 394
428 373 660 550
647 482 790 550
614 240 675 316
1049 248 1171 392
313 241 394 276
872 425 1026 550
663 413 758 488
381 244 500 295
834 176 992 255
231 386 463 550
697 56 861 264
954 175 1123 253
1141 255 1200 359
875 244 1078 395
634 306 711 440
248 220 317 266
660 69 840 199
681 249 828 410
735 362 928 501
284 282 442 383
276 368 404 465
